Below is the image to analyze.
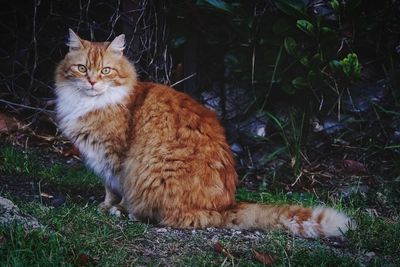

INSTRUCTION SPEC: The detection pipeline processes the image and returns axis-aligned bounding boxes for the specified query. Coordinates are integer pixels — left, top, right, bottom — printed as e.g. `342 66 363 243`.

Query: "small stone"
156 228 168 233
233 230 242 235
0 196 42 230
50 194 66 208
211 235 219 242
365 251 375 258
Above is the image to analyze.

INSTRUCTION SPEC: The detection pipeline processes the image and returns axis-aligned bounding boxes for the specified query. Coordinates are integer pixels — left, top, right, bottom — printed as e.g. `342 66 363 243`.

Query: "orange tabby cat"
55 29 354 238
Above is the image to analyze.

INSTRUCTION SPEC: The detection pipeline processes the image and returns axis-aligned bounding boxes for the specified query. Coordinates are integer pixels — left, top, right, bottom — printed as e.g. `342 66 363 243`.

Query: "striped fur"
54 31 355 238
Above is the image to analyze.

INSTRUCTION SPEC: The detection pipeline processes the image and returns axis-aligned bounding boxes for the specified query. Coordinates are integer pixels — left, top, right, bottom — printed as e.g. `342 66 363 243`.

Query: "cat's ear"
107 34 125 56
67 29 83 51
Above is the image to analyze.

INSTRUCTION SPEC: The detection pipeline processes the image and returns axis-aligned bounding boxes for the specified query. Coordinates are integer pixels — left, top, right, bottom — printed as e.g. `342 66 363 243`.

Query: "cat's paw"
108 205 127 218
109 206 122 217
98 202 111 214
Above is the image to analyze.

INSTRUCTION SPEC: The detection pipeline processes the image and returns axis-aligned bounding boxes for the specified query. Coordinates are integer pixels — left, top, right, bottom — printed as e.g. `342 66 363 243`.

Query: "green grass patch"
0 201 148 266
1 146 399 266
347 214 400 256
236 187 318 206
39 163 101 189
184 232 360 267
0 225 69 266
0 146 38 175
0 146 101 189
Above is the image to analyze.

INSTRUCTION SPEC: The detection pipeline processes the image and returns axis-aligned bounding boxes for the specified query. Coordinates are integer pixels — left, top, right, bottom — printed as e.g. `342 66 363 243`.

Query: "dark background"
0 0 399 184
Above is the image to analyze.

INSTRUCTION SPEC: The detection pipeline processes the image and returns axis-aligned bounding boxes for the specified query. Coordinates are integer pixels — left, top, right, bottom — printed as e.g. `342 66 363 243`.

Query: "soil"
0 173 104 207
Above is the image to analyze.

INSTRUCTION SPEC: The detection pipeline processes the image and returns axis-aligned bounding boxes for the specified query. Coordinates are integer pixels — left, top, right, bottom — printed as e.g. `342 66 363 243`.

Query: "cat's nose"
88 80 96 86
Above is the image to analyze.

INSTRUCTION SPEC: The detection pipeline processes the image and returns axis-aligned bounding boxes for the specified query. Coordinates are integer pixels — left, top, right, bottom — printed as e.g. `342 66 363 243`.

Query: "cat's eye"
77 65 87 73
101 67 111 75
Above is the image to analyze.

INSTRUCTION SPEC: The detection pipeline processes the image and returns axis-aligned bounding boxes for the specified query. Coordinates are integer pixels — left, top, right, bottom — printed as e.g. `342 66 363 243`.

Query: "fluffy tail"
162 203 355 238
223 203 355 238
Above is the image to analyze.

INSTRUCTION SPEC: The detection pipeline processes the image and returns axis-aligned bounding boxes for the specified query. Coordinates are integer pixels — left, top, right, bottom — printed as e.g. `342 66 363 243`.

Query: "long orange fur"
54 30 354 238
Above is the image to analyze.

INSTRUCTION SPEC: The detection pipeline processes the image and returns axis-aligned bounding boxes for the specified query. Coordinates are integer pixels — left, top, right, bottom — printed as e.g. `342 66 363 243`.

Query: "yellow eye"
101 67 111 74
77 65 87 73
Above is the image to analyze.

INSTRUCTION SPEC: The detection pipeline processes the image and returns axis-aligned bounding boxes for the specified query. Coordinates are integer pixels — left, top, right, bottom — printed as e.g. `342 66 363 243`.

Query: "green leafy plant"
265 110 308 177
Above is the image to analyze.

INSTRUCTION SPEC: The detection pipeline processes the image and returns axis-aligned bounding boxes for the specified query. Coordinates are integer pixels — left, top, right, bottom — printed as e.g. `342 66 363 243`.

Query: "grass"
236 187 318 206
1 146 400 266
183 232 370 267
0 202 147 266
0 146 37 175
0 146 101 190
39 163 100 189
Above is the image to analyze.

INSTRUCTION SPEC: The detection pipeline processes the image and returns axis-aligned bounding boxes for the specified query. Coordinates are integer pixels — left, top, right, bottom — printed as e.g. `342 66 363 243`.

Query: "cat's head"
55 29 137 97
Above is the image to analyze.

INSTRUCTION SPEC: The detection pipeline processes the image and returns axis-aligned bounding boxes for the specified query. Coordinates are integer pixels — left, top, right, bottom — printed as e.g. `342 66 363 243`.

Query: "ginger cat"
55 29 354 238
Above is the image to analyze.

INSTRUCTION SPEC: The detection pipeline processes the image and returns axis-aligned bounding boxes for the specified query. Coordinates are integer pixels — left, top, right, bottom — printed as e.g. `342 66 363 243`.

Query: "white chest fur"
55 82 129 194
78 141 120 193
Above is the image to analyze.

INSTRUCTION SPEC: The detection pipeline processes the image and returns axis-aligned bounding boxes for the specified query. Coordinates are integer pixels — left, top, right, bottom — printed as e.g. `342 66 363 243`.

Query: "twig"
0 99 53 113
291 171 303 187
170 73 197 87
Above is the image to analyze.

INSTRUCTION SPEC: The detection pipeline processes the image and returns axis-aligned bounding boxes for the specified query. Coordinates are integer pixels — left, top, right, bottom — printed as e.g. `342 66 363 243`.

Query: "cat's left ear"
107 34 125 56
67 29 83 51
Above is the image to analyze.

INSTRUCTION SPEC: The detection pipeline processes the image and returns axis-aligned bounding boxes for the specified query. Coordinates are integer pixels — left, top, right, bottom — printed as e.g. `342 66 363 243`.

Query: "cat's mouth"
84 88 105 97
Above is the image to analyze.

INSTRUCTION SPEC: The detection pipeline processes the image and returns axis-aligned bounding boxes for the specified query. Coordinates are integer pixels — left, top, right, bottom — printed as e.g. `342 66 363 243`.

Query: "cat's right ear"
66 29 83 52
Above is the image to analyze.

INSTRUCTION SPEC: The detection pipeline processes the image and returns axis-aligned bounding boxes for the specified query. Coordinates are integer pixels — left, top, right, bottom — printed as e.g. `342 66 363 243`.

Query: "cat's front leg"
99 184 121 213
108 198 128 218
108 196 139 221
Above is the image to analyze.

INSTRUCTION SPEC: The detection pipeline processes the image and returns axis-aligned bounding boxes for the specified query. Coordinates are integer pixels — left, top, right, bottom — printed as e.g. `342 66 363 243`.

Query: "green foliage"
339 53 361 79
167 0 400 103
166 0 400 181
0 147 38 175
197 0 234 13
328 53 361 81
264 109 308 176
296 19 315 36
273 0 308 17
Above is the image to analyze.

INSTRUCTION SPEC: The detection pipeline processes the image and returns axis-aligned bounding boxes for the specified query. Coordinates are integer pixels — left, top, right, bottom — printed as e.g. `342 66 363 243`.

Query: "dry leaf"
213 241 232 257
343 159 367 174
0 119 7 132
62 145 80 157
0 113 20 133
253 249 274 266
75 253 91 266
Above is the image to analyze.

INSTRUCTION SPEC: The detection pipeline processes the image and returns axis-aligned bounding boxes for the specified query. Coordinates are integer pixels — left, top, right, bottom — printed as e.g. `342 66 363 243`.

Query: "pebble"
365 251 375 259
156 228 168 233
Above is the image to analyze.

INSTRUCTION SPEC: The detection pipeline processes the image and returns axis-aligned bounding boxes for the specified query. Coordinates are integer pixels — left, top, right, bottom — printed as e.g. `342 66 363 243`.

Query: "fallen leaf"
213 241 232 257
62 145 80 157
0 119 7 132
75 253 92 266
343 159 368 174
0 113 20 133
253 249 274 266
